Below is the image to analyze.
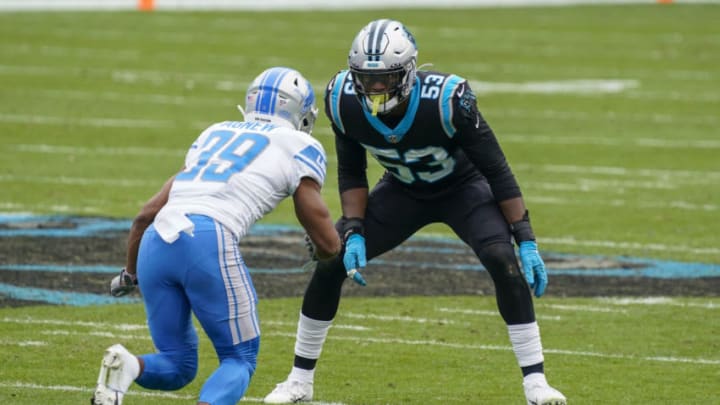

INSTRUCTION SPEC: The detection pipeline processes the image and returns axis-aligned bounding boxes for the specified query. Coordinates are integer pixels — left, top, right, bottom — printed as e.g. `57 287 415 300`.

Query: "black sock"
294 355 317 370
521 362 544 377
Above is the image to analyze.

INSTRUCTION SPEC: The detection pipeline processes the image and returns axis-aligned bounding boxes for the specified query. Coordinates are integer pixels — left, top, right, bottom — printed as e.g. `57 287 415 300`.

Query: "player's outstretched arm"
110 174 176 297
293 177 341 260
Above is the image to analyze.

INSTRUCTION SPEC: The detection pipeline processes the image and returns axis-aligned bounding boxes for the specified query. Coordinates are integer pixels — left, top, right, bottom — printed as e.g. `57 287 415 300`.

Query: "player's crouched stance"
92 66 341 405
264 19 565 405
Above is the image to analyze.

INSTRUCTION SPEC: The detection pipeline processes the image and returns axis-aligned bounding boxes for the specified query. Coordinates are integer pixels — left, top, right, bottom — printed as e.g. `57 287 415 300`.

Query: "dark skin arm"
293 177 341 259
339 187 369 219
125 175 176 275
498 197 528 224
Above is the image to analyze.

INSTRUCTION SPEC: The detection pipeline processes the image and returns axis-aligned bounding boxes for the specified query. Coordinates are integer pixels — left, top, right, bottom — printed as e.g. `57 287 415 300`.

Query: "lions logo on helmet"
348 19 418 116
243 67 319 134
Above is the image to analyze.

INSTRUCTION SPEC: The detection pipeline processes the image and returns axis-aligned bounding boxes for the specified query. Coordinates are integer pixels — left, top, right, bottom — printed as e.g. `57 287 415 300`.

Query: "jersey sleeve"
292 137 328 188
450 81 523 201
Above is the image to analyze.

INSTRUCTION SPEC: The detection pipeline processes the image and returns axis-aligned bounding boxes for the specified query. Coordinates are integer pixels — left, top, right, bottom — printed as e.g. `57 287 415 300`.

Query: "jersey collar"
361 77 421 144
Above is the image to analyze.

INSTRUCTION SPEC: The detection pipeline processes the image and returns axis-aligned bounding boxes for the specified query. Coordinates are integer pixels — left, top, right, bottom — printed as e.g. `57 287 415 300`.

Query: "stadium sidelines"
0 0 713 12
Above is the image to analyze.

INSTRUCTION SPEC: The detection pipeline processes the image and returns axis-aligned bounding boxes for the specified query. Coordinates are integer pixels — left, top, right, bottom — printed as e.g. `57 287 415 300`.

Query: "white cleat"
91 344 139 405
524 373 567 405
263 379 314 404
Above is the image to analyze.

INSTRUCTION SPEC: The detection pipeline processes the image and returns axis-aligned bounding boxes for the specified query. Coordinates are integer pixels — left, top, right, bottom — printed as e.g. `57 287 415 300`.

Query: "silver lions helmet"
348 19 418 115
243 67 318 134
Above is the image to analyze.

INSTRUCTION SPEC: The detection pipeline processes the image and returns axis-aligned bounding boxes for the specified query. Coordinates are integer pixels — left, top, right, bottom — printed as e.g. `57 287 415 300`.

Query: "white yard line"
485 106 720 126
9 143 185 156
433 308 562 321
470 79 639 94
8 143 719 184
3 316 718 366
0 202 104 214
0 381 344 404
0 113 174 129
502 134 720 149
514 163 720 182
0 174 157 187
539 236 720 256
527 195 718 212
596 297 720 309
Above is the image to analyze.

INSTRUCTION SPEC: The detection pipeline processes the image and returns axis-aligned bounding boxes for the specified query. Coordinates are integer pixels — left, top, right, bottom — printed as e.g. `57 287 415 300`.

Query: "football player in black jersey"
264 19 566 405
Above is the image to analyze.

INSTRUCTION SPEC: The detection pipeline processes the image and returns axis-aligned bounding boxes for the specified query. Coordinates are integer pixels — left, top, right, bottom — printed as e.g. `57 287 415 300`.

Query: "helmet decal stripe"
256 68 288 115
373 20 391 62
365 20 379 59
268 68 289 114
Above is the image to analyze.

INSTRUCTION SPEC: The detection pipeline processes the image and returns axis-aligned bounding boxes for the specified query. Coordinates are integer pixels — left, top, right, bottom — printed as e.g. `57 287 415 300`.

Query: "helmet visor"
351 68 404 96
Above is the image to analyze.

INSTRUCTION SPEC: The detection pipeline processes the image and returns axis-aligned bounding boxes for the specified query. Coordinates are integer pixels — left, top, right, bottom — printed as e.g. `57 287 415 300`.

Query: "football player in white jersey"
91 67 341 405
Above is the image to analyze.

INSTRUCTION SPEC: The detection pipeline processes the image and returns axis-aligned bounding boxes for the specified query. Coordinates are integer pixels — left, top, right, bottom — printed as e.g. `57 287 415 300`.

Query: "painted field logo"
0 214 718 306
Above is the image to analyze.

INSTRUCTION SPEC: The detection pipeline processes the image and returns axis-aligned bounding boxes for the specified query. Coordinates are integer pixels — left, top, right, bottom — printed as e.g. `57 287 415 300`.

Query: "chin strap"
236 104 247 120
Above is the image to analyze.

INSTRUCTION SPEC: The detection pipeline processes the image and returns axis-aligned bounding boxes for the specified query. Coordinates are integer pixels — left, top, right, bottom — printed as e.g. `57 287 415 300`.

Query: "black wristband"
341 216 364 242
509 210 535 242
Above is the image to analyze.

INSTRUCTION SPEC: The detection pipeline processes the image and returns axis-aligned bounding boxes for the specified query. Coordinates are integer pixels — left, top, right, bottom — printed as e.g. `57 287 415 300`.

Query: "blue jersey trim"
362 76 421 143
294 145 327 182
440 75 464 138
329 71 349 134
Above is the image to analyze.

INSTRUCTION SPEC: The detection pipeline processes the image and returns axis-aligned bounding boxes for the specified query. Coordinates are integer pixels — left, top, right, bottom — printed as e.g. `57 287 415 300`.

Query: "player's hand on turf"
518 241 547 298
343 234 367 286
110 268 138 297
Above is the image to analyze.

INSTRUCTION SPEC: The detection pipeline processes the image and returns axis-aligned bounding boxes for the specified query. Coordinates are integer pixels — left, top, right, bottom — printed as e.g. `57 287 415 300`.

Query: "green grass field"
1 4 719 404
1 296 719 404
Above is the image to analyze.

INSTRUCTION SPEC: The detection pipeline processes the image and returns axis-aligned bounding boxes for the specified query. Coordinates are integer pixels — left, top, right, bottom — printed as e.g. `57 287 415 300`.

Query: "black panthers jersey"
325 69 521 201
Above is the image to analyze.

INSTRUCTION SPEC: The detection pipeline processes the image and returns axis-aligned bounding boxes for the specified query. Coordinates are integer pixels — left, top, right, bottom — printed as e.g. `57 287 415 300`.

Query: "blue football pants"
135 215 260 405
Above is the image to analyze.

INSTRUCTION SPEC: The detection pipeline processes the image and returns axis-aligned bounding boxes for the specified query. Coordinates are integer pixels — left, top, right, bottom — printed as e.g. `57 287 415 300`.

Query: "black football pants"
302 175 535 325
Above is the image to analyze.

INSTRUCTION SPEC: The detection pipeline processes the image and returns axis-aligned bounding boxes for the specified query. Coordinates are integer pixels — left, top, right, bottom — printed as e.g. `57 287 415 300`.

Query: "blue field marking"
1 215 718 306
0 264 120 273
0 283 141 306
0 264 308 275
0 214 131 237
376 253 720 279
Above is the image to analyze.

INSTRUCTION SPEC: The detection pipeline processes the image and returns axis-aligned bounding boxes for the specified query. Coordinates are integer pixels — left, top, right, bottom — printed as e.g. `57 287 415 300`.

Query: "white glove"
110 268 137 297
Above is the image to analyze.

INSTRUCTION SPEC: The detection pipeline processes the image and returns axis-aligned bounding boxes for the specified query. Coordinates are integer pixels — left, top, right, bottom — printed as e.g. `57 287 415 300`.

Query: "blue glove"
518 241 547 298
343 234 367 286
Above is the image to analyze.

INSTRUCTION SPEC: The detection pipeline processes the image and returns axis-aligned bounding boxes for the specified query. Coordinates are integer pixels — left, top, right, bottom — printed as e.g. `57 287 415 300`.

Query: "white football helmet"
243 67 318 134
348 19 418 115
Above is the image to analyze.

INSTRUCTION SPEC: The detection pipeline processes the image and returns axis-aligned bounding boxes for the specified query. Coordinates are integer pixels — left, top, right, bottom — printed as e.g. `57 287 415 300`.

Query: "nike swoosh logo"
456 86 465 98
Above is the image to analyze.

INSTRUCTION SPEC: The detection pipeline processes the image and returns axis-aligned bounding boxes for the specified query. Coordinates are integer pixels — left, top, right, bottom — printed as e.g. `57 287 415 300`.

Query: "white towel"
153 209 194 243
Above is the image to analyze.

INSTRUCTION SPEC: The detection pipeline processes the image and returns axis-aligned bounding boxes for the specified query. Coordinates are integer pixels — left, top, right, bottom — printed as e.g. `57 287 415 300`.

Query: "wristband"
341 216 364 242
509 210 535 242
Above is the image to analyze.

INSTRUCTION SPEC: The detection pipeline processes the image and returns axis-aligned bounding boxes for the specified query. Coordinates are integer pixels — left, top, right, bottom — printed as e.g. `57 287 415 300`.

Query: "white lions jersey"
153 120 327 243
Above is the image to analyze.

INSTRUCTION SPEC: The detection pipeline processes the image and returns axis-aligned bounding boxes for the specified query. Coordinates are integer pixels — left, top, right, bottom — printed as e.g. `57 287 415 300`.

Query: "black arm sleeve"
323 73 369 194
451 81 522 202
335 125 369 193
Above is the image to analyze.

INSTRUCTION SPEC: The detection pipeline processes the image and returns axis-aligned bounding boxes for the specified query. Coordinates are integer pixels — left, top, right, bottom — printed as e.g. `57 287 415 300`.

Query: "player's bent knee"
136 349 198 390
217 337 260 376
313 257 349 285
478 242 523 280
